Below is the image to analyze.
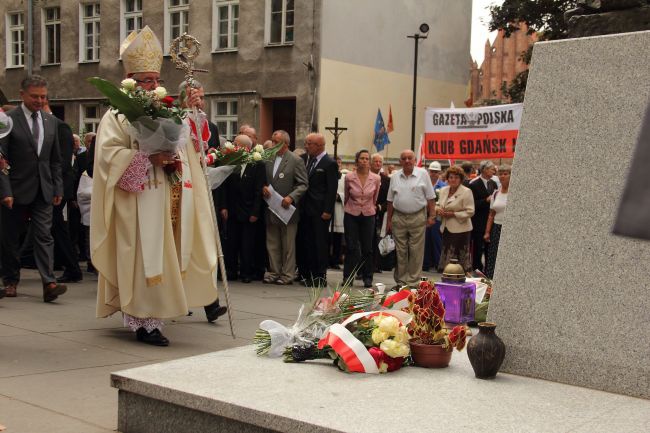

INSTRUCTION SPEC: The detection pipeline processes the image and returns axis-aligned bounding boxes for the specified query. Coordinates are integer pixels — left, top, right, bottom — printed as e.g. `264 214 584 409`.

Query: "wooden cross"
325 117 348 159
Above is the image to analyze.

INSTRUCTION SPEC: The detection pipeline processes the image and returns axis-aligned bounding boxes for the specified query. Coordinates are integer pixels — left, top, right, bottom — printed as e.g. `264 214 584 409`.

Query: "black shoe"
43 283 67 302
363 279 373 288
87 262 97 274
204 301 228 323
241 277 252 283
56 273 83 283
136 328 169 346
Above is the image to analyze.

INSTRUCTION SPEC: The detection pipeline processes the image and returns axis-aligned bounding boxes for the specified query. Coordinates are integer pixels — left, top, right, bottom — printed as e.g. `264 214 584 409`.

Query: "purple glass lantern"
434 281 476 324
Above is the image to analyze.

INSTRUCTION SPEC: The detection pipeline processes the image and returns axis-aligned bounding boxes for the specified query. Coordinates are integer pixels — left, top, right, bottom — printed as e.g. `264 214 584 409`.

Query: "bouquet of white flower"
89 77 191 183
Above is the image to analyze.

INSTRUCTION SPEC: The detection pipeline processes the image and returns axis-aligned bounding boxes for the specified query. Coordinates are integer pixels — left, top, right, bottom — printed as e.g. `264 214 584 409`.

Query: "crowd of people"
0 26 511 346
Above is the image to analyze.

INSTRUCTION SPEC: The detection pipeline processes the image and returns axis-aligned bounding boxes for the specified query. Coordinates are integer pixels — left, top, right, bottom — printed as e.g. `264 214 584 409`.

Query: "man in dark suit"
43 98 83 283
218 134 266 283
296 133 338 287
70 133 94 260
262 130 308 285
17 100 84 279
0 75 67 302
469 160 498 273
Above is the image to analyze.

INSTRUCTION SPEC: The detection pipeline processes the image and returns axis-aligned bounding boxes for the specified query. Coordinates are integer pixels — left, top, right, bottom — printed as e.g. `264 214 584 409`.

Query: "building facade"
470 22 537 104
318 0 472 159
1 0 472 159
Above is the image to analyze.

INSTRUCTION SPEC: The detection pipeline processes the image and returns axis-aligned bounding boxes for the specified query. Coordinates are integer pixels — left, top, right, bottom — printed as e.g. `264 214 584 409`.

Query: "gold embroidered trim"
146 274 162 287
170 181 182 231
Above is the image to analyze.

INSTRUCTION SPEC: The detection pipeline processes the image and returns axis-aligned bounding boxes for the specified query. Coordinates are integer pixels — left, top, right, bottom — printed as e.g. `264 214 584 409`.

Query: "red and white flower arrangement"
205 142 278 167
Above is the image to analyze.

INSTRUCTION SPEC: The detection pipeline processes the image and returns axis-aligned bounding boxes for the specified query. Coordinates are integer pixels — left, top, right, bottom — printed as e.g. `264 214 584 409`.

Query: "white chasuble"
91 112 218 320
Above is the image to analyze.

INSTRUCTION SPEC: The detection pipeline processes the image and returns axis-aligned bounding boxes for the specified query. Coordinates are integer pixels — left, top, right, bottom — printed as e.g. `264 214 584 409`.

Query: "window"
265 0 294 45
121 0 143 43
212 0 239 51
212 99 238 140
5 12 25 68
80 3 101 62
164 0 189 53
80 104 101 133
42 7 61 65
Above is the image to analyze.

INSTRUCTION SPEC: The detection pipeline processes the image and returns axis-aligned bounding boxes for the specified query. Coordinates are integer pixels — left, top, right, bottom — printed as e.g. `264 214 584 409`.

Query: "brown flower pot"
409 340 452 368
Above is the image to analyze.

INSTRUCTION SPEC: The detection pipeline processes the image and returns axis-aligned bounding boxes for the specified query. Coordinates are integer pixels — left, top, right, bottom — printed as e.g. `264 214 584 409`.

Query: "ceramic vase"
466 322 506 379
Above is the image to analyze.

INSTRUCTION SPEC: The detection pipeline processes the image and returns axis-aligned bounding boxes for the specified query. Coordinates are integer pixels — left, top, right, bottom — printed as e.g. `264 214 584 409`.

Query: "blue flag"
373 108 390 151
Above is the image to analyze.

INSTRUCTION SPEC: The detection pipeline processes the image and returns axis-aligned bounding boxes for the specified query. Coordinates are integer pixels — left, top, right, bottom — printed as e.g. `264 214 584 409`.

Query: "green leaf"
87 77 147 122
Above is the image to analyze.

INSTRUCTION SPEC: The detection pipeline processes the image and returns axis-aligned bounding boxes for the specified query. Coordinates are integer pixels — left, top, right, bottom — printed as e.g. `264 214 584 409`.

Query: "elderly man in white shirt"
386 150 436 286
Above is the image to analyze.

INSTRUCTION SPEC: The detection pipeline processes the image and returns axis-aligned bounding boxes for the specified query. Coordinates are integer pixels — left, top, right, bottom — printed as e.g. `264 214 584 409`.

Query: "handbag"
378 234 396 256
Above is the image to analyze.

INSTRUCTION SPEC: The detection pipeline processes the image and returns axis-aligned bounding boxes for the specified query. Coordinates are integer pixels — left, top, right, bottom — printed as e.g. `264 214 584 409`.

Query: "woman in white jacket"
435 166 475 273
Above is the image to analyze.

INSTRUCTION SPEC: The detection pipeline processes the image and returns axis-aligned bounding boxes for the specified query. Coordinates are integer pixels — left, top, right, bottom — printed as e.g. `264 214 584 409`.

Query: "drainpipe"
27 0 34 75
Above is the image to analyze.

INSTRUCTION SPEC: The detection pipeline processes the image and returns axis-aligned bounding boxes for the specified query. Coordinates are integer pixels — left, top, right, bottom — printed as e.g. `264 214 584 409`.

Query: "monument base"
488 30 650 400
112 346 650 433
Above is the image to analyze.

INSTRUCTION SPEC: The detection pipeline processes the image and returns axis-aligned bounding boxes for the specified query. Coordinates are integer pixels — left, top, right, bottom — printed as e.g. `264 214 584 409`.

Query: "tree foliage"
488 0 577 41
486 1 577 103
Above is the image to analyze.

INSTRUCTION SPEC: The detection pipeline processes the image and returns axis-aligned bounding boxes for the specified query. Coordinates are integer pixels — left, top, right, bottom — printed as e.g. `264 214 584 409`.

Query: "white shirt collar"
21 103 38 118
399 167 418 178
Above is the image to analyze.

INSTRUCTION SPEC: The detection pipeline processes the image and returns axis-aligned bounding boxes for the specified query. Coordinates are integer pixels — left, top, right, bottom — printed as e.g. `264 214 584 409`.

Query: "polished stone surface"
489 30 650 399
112 346 650 433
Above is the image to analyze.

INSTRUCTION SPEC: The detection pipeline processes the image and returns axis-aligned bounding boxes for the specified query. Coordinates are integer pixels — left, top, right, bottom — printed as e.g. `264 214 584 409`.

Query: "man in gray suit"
0 76 67 302
261 130 308 285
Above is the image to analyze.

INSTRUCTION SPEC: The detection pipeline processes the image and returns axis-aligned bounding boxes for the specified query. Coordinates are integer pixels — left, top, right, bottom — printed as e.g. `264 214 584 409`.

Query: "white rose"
378 315 400 336
380 339 410 358
254 144 264 153
224 142 235 150
153 86 167 99
252 151 262 161
121 78 136 90
394 326 410 344
371 328 389 345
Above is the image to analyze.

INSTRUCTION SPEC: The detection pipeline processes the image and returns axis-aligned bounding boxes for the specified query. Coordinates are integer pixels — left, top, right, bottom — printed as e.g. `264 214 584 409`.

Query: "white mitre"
119 25 163 74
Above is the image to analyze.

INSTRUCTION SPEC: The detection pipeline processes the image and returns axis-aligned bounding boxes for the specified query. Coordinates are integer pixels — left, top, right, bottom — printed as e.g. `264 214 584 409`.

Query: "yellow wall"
318 58 468 160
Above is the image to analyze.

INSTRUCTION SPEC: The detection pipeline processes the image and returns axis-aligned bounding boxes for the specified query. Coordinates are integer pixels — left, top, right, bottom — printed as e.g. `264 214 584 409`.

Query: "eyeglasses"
135 78 165 85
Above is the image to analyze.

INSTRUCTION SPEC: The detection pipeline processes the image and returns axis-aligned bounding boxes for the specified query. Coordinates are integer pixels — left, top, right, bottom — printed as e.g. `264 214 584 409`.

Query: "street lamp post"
407 23 429 152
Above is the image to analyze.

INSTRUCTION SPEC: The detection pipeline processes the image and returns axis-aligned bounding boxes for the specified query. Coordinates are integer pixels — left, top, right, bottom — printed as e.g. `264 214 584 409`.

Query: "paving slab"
0 362 152 431
52 323 247 360
0 395 113 433
0 332 146 378
0 323 35 337
112 346 650 433
205 316 295 339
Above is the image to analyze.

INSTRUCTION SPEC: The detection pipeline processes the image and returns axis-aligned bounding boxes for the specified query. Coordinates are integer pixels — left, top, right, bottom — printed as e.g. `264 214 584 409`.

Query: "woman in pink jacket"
343 149 381 288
